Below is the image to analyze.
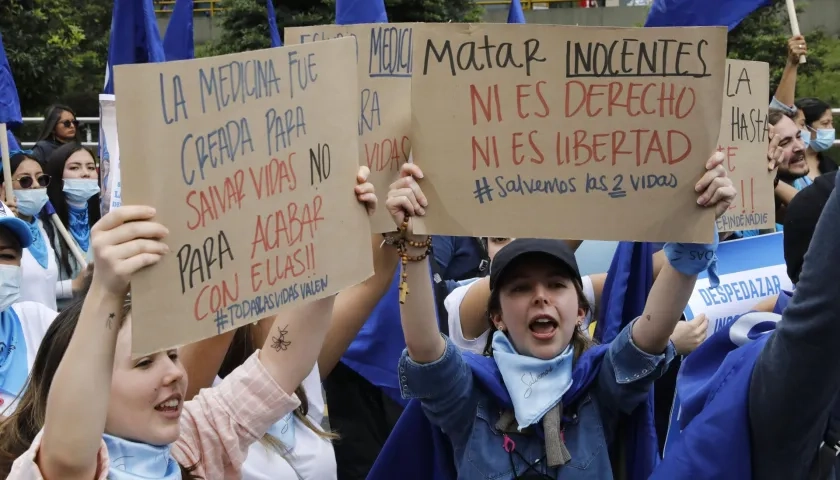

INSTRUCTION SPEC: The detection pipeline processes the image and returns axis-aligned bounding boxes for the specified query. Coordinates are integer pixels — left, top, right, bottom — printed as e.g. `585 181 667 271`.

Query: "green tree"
727 0 840 140
63 0 112 117
0 0 86 116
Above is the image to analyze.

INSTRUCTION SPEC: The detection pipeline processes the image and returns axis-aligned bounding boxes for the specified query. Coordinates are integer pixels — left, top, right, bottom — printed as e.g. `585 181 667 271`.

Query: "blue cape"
651 292 790 479
368 343 662 479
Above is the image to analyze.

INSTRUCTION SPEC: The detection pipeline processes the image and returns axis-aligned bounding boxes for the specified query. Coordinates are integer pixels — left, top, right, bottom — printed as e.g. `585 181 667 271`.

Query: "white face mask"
13 189 48 217
63 178 101 204
0 265 22 312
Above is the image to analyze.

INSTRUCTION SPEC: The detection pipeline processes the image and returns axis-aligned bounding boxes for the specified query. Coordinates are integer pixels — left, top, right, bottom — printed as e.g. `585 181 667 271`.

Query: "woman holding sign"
0 171 378 479
375 154 734 479
43 142 100 310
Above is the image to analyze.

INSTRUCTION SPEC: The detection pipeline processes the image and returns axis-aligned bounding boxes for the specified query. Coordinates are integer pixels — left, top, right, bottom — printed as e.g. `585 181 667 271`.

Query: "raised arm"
631 153 736 354
385 163 443 363
258 165 379 389
773 36 807 108
39 206 169 480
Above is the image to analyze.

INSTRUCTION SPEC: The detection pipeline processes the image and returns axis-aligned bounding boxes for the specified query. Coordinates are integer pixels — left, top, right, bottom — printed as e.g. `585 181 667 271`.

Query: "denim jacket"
399 320 675 479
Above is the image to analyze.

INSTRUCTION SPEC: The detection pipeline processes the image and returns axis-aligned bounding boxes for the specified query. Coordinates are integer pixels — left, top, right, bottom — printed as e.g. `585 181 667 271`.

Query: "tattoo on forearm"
107 313 116 330
271 325 291 352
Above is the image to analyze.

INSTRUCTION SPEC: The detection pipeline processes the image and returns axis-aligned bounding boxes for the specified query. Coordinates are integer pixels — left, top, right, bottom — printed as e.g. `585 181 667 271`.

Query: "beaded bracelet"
391 217 432 304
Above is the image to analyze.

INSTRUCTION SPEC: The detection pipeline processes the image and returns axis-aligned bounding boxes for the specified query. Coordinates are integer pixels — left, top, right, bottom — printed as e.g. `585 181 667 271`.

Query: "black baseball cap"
489 239 581 291
784 171 837 284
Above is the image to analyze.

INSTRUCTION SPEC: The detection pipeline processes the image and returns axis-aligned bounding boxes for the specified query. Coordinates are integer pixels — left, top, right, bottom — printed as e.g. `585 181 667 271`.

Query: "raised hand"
355 166 377 216
90 206 169 297
385 163 428 232
695 151 737 219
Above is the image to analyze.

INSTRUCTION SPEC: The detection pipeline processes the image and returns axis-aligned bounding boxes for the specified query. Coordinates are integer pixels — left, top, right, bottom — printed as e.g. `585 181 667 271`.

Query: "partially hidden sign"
683 232 791 339
114 37 374 356
410 24 728 243
715 60 773 232
286 24 415 233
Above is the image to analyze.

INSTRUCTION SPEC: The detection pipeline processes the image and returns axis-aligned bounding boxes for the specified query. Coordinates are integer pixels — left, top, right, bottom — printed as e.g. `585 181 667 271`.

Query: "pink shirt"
8 350 300 479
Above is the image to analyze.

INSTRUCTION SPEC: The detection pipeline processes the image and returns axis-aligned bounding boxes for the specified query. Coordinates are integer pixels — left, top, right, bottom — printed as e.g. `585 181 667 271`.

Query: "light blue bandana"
491 330 575 429
266 411 297 452
25 218 48 269
103 434 181 480
67 204 90 252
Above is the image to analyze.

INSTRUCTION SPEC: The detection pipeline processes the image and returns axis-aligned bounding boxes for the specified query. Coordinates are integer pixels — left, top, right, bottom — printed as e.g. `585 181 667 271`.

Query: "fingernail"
420 199 428 207
418 207 426 215
697 197 705 205
714 152 724 161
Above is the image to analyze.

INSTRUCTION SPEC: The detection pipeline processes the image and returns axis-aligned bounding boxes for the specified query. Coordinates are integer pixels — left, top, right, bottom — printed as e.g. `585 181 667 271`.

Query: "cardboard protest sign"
410 24 728 243
286 24 415 233
715 60 773 232
114 37 373 356
683 232 791 339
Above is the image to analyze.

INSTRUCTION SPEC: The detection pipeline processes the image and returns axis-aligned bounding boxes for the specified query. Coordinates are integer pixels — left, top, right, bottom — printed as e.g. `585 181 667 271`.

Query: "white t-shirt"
0 301 58 413
20 219 60 311
445 275 597 355
214 363 336 480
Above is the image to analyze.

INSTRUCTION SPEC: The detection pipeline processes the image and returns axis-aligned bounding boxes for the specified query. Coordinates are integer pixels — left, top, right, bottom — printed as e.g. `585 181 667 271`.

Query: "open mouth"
154 394 182 414
528 315 559 339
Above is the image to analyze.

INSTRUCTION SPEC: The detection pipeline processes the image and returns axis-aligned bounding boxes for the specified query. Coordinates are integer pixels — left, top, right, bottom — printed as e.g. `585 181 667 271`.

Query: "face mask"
62 178 100 203
13 189 48 217
0 265 22 312
800 130 811 150
810 128 836 152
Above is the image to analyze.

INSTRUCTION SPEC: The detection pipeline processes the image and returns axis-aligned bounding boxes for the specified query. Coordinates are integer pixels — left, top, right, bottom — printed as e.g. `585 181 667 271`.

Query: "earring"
497 324 504 331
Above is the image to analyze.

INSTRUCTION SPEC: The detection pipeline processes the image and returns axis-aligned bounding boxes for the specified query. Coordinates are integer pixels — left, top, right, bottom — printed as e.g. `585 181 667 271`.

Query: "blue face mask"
0 265 21 313
800 130 811 150
13 189 48 217
491 330 575 429
809 128 836 152
62 178 100 204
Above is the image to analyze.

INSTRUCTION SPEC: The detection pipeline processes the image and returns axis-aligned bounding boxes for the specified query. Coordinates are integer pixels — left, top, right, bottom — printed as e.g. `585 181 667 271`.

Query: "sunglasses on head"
16 174 50 189
60 119 80 128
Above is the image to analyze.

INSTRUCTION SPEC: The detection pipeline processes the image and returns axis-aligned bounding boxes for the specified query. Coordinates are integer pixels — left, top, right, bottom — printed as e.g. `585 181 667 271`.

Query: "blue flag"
507 0 526 24
163 0 195 61
5 131 19 151
594 241 660 480
644 0 771 31
0 32 21 128
104 0 166 94
266 0 282 47
336 0 388 25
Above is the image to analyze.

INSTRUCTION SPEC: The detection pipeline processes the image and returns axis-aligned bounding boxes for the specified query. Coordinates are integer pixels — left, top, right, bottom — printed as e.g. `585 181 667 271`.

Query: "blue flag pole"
336 0 388 25
0 31 22 201
164 0 195 61
266 0 282 47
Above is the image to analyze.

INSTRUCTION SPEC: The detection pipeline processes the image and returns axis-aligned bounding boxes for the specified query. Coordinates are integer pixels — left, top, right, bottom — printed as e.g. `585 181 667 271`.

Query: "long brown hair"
218 324 337 454
482 265 596 360
0 297 201 479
